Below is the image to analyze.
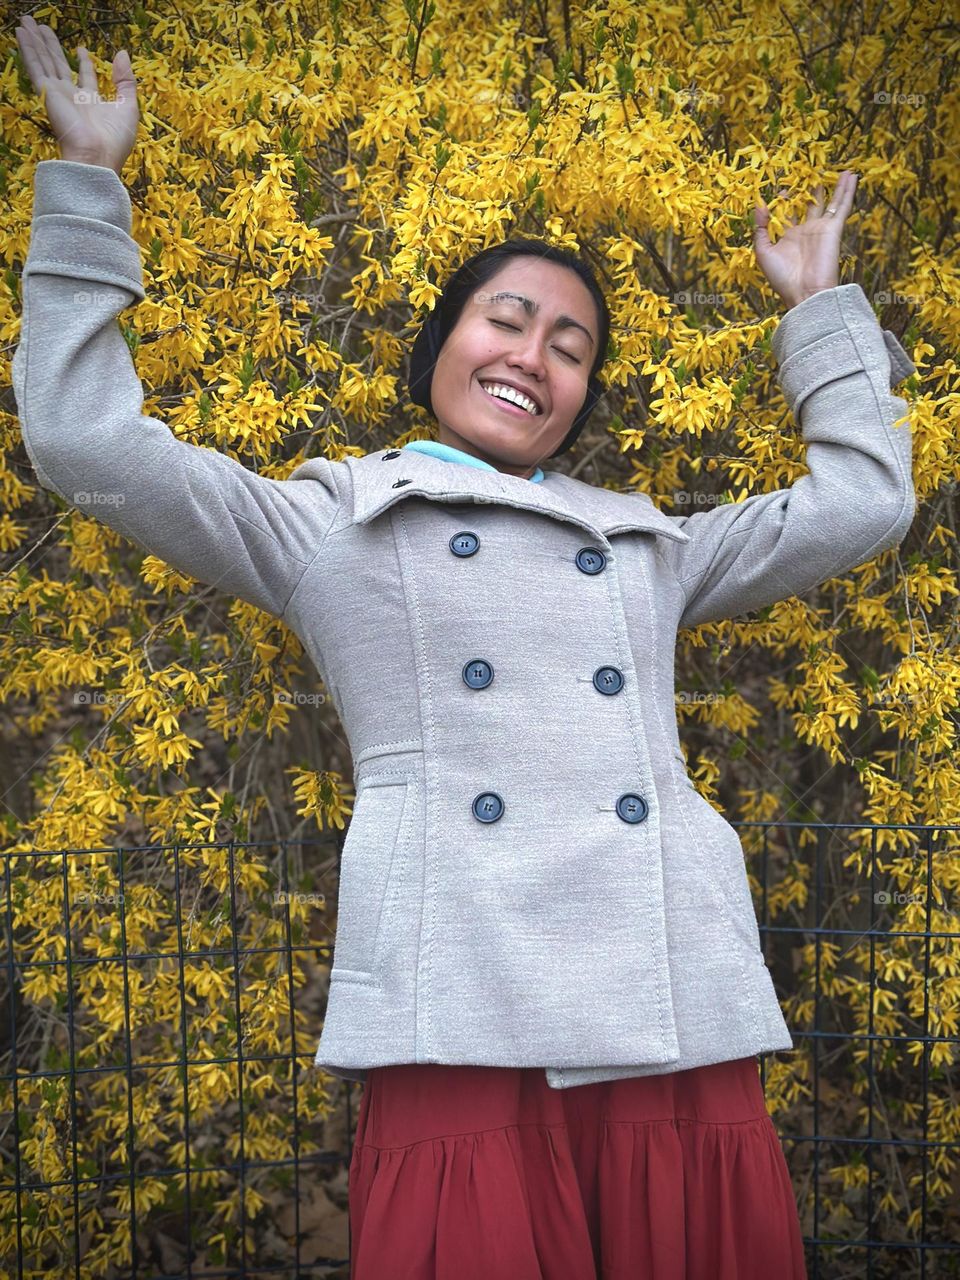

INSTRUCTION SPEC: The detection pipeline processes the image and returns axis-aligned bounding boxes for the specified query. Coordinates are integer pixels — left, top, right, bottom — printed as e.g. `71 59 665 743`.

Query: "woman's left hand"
753 170 858 310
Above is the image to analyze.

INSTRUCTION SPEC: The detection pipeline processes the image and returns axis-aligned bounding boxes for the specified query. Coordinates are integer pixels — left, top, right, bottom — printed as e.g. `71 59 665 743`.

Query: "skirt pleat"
347 1056 807 1280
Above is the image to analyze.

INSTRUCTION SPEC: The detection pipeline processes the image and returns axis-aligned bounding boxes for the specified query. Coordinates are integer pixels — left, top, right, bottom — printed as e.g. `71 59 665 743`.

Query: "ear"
408 313 444 413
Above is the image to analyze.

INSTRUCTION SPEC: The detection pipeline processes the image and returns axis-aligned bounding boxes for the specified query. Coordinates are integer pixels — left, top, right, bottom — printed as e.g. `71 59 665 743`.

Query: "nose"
504 332 547 382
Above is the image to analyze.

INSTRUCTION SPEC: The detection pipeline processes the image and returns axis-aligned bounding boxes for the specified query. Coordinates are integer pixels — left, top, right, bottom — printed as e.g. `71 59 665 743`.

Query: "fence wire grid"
2 820 958 1279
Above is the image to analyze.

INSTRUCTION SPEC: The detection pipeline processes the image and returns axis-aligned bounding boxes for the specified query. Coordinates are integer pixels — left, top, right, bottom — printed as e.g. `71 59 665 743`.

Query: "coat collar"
344 448 690 545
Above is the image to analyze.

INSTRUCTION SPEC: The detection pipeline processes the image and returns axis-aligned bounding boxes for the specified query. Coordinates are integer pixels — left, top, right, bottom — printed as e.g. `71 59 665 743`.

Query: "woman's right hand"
15 14 139 176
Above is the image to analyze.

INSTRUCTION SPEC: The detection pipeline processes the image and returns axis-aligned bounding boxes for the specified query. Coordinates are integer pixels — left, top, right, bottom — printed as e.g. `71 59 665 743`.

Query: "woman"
14 18 917 1280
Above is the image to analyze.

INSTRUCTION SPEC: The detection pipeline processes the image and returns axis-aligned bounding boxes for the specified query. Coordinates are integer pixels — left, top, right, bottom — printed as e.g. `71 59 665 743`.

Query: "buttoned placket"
375 448 678 1065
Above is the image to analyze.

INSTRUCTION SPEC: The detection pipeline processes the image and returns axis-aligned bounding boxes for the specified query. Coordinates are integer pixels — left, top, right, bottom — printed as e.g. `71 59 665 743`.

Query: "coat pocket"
674 749 697 789
686 789 763 955
712 822 763 954
330 776 411 982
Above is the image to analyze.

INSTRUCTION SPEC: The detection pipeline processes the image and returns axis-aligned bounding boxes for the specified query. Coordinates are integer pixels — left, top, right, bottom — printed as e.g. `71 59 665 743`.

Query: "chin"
465 432 536 463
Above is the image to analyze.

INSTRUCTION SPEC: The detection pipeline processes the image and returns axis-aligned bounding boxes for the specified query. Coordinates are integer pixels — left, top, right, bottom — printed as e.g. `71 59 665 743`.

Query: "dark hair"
407 237 611 459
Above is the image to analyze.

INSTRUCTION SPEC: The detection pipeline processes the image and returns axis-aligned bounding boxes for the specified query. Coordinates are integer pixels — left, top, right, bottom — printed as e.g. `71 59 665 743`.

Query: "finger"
774 186 798 227
839 170 857 214
15 26 44 92
36 21 72 83
111 49 138 98
38 21 76 82
752 203 772 250
18 18 56 83
76 46 98 95
825 171 857 223
805 183 825 220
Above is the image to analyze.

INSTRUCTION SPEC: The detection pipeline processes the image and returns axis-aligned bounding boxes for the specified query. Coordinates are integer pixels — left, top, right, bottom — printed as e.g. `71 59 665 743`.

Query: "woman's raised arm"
12 18 341 621
659 171 916 629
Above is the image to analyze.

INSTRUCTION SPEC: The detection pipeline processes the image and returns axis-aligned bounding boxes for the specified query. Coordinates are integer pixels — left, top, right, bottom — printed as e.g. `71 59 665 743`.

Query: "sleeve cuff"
34 158 134 231
771 283 916 418
881 329 917 384
25 161 144 299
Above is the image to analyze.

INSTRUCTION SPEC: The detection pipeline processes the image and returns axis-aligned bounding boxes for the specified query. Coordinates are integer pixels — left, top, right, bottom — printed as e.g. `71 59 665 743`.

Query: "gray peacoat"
13 160 917 1089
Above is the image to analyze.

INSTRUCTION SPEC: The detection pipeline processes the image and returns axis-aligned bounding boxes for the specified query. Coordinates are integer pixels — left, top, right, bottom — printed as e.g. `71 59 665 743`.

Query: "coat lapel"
345 449 691 545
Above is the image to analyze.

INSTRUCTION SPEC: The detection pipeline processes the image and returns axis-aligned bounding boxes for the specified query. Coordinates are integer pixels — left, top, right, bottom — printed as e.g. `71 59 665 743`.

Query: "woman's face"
428 257 600 478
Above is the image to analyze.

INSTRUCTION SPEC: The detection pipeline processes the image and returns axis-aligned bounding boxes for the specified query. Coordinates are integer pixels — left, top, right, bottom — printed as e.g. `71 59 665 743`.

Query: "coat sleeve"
11 159 340 622
663 283 916 630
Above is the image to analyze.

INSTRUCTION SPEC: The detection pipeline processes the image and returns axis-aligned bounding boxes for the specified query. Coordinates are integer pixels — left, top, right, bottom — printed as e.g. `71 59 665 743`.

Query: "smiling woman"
407 238 611 478
13 15 917 1276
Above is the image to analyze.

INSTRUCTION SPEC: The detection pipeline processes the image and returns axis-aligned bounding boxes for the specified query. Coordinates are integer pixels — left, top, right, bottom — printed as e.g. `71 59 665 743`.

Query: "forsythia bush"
0 0 958 1273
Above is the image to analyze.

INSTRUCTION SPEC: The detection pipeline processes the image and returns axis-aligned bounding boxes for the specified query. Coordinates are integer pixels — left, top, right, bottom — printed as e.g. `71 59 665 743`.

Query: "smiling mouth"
477 379 543 417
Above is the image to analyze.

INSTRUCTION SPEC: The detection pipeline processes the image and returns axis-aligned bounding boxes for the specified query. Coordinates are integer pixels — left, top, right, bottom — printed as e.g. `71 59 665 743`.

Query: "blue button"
450 530 480 557
616 793 648 823
463 659 494 689
576 547 606 574
392 478 413 488
381 450 401 459
473 792 504 823
593 666 624 695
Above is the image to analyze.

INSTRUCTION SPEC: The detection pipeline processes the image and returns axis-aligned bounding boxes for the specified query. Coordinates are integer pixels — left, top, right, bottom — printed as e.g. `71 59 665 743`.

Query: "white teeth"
480 381 540 415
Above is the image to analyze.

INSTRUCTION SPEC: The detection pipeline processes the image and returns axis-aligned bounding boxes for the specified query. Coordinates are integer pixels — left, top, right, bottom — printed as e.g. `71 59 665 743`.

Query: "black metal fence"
2 820 957 1279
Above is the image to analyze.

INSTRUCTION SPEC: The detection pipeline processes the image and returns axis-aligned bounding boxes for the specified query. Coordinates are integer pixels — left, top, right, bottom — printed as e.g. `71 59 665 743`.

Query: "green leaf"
615 59 635 94
812 55 842 96
555 49 574 92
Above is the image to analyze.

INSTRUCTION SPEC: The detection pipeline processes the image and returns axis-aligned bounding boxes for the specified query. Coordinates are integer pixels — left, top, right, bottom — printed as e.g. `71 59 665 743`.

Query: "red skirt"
347 1055 806 1280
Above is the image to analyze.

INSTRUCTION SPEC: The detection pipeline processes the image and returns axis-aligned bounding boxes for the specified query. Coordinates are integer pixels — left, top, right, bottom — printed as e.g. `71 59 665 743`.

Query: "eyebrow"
485 291 595 348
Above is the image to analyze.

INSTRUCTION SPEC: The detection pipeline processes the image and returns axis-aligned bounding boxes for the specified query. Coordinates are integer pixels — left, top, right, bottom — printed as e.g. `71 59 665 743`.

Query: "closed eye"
489 319 582 364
